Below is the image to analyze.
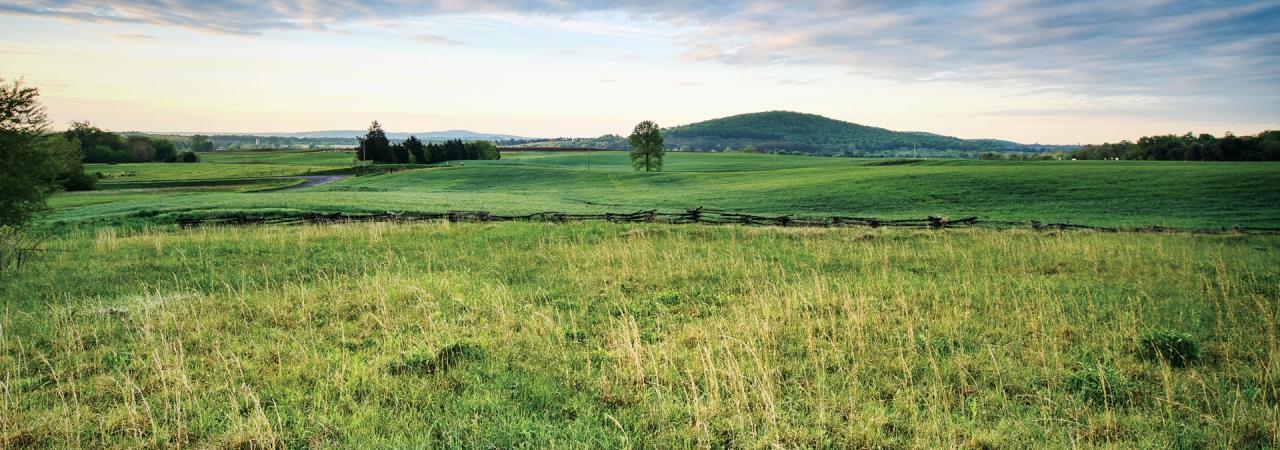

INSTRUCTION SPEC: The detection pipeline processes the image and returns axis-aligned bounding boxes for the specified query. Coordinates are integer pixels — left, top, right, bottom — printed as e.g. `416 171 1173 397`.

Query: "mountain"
519 111 1070 156
663 111 1031 155
255 130 532 141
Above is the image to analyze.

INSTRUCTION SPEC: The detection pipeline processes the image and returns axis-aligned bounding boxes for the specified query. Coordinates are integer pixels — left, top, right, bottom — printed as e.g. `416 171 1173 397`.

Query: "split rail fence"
174 208 1280 235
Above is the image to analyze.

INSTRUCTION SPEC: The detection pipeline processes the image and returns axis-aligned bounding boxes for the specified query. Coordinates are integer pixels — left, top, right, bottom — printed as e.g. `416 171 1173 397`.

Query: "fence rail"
171 208 1280 235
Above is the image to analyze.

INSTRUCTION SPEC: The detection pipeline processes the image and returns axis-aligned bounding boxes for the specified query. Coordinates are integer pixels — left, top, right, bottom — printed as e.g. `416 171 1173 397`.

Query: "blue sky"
1 0 1277 143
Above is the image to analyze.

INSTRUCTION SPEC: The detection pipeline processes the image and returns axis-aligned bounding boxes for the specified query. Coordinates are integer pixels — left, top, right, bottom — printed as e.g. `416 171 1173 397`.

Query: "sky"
1 1 1278 144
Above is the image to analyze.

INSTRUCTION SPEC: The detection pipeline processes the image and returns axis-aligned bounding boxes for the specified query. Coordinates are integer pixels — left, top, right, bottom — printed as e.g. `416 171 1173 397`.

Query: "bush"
1138 329 1202 367
388 342 485 375
179 151 200 163
61 170 97 191
1066 362 1130 406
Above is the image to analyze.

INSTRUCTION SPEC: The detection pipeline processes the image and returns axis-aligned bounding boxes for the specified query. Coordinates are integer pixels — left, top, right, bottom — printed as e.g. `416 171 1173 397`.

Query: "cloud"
766 76 821 86
413 33 462 45
3 0 1278 102
114 33 156 40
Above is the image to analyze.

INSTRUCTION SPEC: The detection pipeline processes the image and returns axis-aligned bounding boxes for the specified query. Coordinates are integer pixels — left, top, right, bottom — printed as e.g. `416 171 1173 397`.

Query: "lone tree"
629 120 664 172
358 121 390 162
0 78 85 227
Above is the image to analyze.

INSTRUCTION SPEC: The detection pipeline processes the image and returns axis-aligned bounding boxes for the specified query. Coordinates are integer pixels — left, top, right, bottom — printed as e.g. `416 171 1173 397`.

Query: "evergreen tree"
444 139 466 161
426 142 444 164
405 136 427 164
391 143 409 164
466 141 500 160
359 121 390 162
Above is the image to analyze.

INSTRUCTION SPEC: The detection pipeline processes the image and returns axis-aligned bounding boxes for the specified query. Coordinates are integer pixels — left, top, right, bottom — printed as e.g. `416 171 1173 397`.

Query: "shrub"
179 151 200 163
1066 362 1130 407
61 170 97 191
388 342 485 376
1138 329 1202 367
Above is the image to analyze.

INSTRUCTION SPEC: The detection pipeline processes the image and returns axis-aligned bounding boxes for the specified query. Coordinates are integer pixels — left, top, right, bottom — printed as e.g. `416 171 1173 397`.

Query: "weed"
1138 329 1202 367
388 343 486 376
1066 362 1131 407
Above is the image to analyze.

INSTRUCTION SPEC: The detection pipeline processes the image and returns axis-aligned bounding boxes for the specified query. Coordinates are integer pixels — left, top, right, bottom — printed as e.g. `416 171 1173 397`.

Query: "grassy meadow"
2 222 1277 448
5 149 1279 448
47 150 1280 230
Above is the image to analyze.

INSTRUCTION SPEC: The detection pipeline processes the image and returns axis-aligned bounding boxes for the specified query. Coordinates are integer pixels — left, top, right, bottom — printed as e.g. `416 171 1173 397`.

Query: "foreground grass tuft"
1138 329 1203 367
389 343 486 376
1065 362 1131 407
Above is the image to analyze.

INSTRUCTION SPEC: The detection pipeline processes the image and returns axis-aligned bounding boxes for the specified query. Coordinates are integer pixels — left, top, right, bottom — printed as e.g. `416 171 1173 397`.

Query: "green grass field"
7 150 1279 448
85 150 357 185
47 151 1280 229
3 222 1277 448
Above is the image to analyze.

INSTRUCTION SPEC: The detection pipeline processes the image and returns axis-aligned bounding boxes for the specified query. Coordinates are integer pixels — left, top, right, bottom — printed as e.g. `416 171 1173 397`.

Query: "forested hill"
518 111 1066 156
664 111 1030 155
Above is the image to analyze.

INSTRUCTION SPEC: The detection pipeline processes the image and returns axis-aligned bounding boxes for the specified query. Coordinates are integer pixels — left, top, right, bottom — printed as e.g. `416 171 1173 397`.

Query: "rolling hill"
520 111 1072 156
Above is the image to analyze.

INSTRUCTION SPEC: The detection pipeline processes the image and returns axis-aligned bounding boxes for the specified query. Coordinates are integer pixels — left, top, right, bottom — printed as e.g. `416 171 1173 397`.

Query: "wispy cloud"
413 33 462 45
3 0 1278 107
766 76 822 86
114 33 156 40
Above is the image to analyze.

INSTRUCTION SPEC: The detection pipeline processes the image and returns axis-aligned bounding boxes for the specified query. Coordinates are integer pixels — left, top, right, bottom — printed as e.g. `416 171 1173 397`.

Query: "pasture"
47 150 1280 230
5 149 1278 448
3 222 1277 448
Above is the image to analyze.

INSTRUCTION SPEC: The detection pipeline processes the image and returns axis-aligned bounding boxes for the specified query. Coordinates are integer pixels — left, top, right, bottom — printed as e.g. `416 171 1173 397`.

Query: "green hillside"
666 111 984 155
521 111 1069 156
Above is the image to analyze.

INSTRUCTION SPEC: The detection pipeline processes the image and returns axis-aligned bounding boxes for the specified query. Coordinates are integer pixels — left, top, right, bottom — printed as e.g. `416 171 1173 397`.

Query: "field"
4 221 1278 448
5 150 1279 448
47 150 1280 230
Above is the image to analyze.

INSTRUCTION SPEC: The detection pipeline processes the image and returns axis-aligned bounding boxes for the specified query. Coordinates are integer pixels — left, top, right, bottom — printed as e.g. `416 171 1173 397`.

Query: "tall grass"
2 223 1277 447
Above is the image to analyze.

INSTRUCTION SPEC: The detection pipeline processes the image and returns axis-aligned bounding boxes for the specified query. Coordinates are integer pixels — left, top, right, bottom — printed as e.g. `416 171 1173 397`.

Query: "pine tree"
359 121 390 162
404 136 427 164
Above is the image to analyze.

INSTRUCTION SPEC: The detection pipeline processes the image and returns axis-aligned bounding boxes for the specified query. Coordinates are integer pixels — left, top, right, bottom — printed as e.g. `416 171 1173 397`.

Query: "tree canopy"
358 121 391 163
0 79 89 227
629 120 664 172
405 136 427 164
357 123 499 164
1071 131 1280 161
65 122 187 164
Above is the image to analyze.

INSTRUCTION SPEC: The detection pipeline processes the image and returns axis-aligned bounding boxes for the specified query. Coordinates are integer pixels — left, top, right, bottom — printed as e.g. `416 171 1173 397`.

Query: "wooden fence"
173 208 1280 235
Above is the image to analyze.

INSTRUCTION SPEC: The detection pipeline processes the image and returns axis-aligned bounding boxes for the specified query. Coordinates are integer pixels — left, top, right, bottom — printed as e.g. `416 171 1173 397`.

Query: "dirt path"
275 175 350 191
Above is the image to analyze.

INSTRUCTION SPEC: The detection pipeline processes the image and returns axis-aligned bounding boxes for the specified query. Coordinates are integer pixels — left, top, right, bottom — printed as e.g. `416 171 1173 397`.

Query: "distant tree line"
357 121 499 164
64 122 201 164
979 152 1065 161
195 135 352 150
1072 131 1280 161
